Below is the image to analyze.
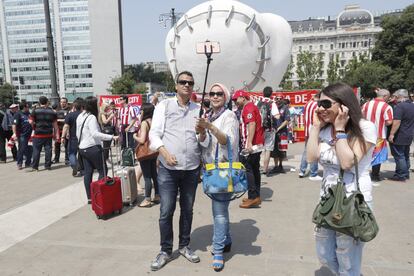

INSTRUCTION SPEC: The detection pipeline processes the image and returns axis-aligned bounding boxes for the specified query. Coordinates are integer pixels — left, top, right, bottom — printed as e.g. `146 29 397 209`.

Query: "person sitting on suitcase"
149 71 203 271
133 103 160 208
76 96 119 204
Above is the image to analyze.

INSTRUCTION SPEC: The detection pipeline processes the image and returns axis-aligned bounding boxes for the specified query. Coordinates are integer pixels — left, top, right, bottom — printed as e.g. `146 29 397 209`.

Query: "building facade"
143 61 169 73
288 5 401 86
0 0 123 102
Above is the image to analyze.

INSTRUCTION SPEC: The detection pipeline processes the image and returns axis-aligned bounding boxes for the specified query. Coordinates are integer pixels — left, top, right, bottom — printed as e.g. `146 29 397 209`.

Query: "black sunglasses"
209 91 224 97
317 99 337 109
177 80 194 86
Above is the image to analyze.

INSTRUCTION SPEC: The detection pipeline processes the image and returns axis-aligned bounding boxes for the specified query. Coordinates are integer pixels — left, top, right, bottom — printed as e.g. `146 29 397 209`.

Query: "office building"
0 0 123 102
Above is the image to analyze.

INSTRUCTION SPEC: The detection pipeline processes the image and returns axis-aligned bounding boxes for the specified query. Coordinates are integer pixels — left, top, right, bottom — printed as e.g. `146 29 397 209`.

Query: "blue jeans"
390 144 410 179
158 163 200 255
212 193 232 255
79 145 107 200
16 135 32 167
299 140 318 176
315 201 372 275
315 227 364 276
68 139 78 170
32 137 52 169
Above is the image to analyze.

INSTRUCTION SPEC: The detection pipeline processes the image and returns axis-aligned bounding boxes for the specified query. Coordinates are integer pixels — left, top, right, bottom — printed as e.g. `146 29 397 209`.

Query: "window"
320 45 323 50
330 44 334 50
309 45 313 51
299 46 302 51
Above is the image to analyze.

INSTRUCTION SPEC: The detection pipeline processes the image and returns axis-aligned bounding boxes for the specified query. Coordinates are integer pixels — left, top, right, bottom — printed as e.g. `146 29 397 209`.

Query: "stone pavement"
0 143 413 276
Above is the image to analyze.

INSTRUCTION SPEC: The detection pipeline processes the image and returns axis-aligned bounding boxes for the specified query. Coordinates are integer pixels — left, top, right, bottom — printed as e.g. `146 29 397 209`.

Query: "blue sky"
122 0 412 64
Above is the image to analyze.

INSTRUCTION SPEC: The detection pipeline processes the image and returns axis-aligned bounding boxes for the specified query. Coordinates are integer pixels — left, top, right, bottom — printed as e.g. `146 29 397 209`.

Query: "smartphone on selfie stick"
196 40 220 117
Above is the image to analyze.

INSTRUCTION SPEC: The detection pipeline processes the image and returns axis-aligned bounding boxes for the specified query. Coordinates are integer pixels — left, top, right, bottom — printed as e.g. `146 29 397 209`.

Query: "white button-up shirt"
149 97 205 170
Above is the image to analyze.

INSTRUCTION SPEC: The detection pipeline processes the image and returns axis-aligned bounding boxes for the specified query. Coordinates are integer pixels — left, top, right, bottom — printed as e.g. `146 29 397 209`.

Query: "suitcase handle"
102 146 115 182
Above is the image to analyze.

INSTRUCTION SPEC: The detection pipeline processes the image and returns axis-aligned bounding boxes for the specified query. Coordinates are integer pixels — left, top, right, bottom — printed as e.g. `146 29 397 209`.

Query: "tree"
107 71 135 95
295 51 324 89
164 71 176 92
279 56 294 90
371 4 414 91
326 54 341 85
342 61 393 98
0 83 17 106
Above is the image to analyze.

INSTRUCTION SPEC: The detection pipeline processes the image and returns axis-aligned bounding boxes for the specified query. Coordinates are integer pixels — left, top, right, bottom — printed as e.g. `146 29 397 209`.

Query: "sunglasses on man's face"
209 91 224 97
317 99 337 109
177 80 194 86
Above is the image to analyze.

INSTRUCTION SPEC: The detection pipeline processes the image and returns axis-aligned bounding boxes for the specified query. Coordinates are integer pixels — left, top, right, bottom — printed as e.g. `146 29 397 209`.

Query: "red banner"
249 90 319 106
99 94 142 108
249 90 319 142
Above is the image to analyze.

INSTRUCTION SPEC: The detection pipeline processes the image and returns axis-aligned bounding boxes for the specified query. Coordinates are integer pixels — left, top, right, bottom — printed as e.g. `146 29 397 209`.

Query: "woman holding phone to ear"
307 83 377 275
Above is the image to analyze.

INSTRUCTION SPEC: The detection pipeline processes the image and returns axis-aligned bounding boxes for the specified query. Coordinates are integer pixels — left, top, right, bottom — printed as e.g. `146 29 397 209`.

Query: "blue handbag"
202 136 248 201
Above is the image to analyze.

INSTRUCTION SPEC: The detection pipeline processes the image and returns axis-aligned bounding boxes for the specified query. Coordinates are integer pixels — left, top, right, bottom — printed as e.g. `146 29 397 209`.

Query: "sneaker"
29 168 39 172
179 246 200 263
150 251 172 271
17 164 23 170
372 182 381 187
309 175 323 181
298 171 306 178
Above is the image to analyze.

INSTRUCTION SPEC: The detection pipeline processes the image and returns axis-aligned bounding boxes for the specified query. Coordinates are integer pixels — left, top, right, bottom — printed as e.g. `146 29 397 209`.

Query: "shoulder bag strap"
78 114 90 147
354 155 360 191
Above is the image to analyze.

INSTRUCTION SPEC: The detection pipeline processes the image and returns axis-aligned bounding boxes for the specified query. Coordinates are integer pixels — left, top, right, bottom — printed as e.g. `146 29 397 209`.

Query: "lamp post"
43 0 59 106
158 8 183 29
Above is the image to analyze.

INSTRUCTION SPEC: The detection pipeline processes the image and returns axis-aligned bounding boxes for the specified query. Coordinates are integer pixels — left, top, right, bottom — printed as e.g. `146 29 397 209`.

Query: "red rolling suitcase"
91 148 123 219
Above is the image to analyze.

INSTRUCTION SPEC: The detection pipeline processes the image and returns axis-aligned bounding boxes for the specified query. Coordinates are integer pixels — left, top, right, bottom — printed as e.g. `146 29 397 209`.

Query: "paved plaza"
0 142 413 276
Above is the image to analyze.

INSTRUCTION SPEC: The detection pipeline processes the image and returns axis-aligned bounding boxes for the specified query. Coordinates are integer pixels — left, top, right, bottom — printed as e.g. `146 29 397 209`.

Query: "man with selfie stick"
149 71 204 271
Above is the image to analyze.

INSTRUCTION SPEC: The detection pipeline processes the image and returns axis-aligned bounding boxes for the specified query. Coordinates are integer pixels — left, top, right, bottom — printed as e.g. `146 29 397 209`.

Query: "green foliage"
125 63 168 84
108 71 135 95
342 60 393 98
371 4 414 91
280 56 294 90
164 71 176 92
295 51 324 89
0 83 17 106
327 54 341 85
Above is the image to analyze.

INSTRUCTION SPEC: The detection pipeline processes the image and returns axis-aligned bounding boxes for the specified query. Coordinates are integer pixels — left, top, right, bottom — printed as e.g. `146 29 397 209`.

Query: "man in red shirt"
232 90 264 208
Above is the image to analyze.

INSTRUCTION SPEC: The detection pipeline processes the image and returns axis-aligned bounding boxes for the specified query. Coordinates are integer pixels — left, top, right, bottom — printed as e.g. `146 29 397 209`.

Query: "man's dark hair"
38 96 48 105
263 86 273 98
84 96 99 118
19 102 28 110
176 71 193 83
121 95 128 104
75 97 85 109
61 97 68 102
72 98 83 111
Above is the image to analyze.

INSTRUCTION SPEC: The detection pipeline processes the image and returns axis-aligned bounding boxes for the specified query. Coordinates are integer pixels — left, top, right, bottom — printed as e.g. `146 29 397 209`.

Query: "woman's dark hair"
321 83 367 153
141 103 154 121
84 96 99 118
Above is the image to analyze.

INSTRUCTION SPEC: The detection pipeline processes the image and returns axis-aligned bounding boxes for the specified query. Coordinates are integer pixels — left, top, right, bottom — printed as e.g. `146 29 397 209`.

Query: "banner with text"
99 94 142 108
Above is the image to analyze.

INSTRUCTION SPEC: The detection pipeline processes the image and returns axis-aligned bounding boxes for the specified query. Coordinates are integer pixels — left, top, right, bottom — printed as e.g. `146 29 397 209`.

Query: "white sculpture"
165 0 292 93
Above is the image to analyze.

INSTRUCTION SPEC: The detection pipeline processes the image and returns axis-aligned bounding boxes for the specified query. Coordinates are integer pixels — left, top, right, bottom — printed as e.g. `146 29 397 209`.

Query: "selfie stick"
199 41 214 118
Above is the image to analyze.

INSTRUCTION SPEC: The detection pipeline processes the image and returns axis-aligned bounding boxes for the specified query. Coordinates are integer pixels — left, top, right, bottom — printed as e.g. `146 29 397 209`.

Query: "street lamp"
158 8 183 29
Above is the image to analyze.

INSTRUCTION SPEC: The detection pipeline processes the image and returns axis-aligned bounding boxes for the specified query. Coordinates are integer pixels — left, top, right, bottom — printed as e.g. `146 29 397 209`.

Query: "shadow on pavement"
314 266 336 276
261 187 274 202
191 218 261 261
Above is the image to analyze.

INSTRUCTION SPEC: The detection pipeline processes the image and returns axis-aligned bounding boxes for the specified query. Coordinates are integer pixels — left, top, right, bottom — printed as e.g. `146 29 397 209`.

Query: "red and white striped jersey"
118 105 138 126
304 99 318 138
361 98 393 139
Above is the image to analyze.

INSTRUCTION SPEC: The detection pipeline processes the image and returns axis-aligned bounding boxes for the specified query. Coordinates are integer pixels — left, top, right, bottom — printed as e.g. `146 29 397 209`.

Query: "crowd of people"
0 70 413 274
